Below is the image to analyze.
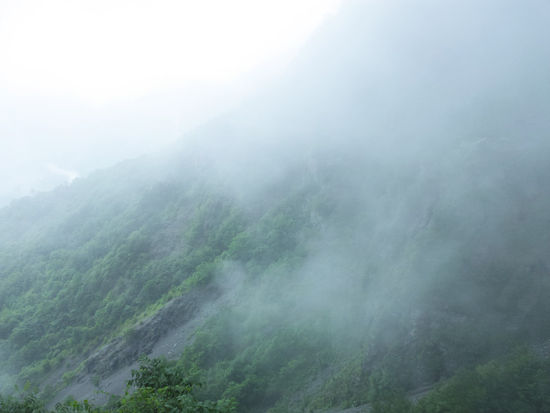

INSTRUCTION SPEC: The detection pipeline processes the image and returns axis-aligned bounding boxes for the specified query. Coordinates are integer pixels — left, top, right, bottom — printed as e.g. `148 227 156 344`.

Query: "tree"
117 356 236 413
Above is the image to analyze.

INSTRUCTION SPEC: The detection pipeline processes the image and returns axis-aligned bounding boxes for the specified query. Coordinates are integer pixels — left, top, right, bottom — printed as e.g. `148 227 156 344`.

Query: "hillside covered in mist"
2 1 550 412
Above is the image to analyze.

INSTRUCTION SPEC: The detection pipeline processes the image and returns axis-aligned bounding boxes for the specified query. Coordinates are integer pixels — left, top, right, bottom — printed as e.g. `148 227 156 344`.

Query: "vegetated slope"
2 1 550 412
2 138 550 412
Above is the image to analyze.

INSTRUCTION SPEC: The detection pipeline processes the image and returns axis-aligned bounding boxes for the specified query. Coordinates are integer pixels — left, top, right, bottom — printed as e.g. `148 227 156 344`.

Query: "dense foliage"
2 140 550 412
371 350 550 413
0 356 235 412
5 350 550 413
0 156 334 409
2 1 550 410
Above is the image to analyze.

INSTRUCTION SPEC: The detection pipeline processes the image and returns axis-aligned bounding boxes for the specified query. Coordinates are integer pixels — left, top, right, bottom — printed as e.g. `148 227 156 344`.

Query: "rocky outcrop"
84 285 220 378
48 285 222 407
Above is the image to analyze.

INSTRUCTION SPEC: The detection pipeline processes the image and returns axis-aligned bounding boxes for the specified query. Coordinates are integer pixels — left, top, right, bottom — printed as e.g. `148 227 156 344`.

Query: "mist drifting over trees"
2 1 550 412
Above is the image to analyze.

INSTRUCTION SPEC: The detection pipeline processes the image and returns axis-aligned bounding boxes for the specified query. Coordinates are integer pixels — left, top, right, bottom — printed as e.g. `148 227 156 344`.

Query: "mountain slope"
2 1 550 412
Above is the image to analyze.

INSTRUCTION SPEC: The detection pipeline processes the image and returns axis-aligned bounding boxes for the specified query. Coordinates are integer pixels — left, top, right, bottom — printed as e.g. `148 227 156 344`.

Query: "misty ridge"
2 0 550 412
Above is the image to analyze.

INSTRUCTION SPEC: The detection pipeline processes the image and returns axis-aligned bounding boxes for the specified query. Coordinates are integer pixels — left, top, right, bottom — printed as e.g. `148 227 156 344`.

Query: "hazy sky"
0 0 342 206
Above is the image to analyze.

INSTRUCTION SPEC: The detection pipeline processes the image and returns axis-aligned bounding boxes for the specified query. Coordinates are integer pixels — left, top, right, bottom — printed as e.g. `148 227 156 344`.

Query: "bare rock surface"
48 285 224 407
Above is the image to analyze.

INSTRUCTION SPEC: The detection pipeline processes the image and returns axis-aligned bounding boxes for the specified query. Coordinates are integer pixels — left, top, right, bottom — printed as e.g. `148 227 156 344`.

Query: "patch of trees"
0 356 236 412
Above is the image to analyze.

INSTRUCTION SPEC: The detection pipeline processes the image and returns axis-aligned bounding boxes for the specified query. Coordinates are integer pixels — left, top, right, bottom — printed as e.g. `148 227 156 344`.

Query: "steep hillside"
2 1 550 412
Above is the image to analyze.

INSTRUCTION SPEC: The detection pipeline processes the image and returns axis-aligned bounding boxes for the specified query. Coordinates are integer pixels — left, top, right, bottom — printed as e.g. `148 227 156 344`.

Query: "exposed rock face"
85 286 220 378
48 286 221 406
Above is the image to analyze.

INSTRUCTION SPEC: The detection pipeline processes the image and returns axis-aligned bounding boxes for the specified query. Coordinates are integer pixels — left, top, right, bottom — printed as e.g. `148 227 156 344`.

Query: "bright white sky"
0 0 342 103
0 0 343 205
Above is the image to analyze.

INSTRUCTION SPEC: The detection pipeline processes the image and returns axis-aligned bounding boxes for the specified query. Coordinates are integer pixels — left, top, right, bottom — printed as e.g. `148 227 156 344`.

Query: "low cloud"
45 163 79 184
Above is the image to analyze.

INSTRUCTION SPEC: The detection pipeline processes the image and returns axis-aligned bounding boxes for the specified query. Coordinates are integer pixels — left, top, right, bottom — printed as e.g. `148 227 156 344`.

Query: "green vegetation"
0 162 331 408
0 182 252 385
3 0 550 409
370 350 550 413
2 139 550 412
5 350 550 413
1 356 235 412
